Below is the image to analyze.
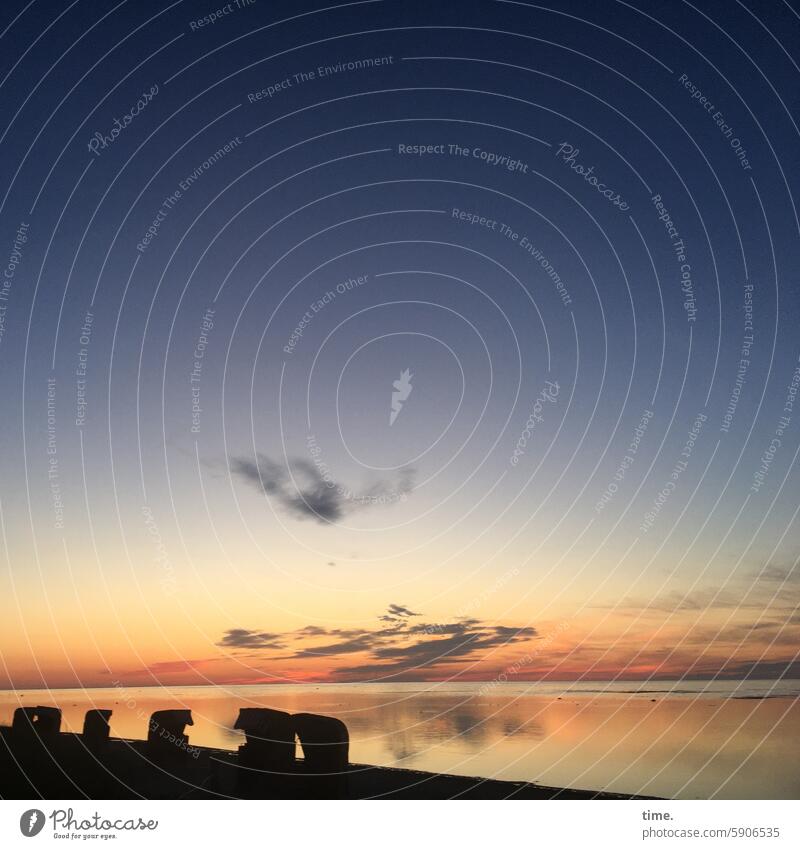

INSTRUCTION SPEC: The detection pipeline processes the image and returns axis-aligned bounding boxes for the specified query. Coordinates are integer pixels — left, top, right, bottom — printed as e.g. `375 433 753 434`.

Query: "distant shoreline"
2 677 798 696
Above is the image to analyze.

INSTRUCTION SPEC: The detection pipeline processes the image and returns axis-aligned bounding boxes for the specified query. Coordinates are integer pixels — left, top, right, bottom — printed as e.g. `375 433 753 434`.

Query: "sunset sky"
0 0 798 691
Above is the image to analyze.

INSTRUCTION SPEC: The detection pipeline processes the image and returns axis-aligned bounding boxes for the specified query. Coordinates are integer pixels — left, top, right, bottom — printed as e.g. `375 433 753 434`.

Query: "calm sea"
2 680 798 799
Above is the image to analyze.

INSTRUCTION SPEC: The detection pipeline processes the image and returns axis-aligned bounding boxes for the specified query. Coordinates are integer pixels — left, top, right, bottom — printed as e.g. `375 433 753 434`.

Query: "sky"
0 0 798 690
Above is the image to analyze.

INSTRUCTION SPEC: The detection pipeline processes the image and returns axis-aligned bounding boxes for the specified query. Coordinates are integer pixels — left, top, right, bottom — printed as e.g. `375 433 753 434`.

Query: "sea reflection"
1 684 797 799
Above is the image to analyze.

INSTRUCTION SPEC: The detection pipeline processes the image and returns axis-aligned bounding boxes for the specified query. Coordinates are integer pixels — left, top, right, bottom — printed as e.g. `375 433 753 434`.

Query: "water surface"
2 680 797 799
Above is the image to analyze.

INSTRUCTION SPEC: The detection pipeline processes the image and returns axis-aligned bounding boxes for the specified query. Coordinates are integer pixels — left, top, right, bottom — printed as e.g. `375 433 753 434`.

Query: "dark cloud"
330 612 539 680
293 634 378 658
217 628 286 649
216 605 540 680
296 625 328 637
389 603 420 617
379 603 421 623
493 625 538 638
407 618 481 636
229 453 414 523
230 455 342 521
295 626 370 639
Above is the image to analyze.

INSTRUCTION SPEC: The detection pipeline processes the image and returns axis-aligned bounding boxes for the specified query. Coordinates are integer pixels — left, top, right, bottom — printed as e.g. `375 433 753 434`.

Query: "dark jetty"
0 704 652 800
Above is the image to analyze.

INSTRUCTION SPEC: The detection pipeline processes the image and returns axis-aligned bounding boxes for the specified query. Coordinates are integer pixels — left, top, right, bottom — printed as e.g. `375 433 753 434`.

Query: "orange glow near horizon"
2 600 796 690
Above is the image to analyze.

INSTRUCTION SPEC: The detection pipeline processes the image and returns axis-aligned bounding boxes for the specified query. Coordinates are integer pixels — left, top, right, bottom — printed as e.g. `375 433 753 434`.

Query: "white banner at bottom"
1 799 798 848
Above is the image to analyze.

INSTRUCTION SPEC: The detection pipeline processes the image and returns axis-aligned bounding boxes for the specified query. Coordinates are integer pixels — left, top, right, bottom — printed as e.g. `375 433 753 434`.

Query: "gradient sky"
0 0 798 689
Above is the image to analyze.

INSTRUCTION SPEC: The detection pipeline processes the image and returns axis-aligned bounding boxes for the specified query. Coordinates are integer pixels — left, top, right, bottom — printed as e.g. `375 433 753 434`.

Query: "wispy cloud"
217 628 286 649
753 564 800 584
605 569 800 615
229 453 414 523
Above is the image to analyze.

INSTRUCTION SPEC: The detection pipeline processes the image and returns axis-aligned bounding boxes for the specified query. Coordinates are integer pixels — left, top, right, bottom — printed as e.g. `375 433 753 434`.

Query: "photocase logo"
390 368 413 425
19 809 45 837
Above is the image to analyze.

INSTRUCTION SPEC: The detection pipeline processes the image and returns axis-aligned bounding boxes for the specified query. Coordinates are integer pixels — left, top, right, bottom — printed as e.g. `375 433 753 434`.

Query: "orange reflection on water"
1 685 796 799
